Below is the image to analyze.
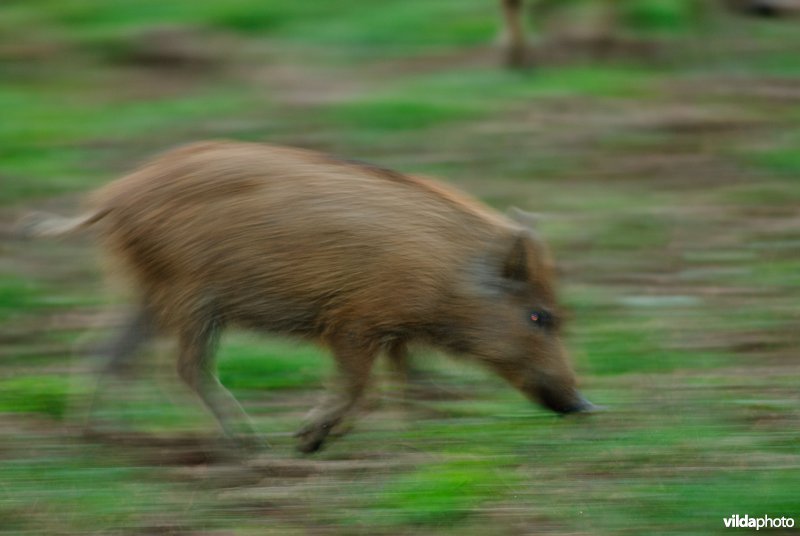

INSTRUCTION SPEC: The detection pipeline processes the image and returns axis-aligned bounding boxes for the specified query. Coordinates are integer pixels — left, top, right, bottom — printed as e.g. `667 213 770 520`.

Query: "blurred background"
1 0 799 534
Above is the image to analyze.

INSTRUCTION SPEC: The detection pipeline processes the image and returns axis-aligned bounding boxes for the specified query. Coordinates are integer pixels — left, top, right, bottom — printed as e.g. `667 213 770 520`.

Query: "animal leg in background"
500 0 527 67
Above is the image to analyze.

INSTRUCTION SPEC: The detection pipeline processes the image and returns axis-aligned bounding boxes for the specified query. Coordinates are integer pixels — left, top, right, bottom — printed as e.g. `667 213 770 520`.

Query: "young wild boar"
23 141 595 452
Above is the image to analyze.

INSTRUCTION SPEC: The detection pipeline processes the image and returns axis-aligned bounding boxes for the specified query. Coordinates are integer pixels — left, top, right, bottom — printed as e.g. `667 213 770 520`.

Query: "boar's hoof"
297 436 326 454
295 422 333 454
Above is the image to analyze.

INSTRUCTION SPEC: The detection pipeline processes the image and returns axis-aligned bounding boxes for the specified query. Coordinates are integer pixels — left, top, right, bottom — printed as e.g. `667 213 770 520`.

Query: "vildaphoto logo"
723 514 795 530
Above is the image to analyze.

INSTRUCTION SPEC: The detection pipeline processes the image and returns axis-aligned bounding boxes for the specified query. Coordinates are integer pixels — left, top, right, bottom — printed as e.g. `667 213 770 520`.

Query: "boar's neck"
417 250 509 357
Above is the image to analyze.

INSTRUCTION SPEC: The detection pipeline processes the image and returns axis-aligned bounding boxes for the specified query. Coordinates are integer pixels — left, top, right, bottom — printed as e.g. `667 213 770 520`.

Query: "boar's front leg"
385 339 428 404
295 337 379 453
176 318 261 449
386 339 411 396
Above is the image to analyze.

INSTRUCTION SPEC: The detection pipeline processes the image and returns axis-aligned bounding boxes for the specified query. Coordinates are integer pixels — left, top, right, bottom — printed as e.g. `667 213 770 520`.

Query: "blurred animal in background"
499 0 530 67
19 141 595 453
724 0 800 16
498 0 684 67
498 0 797 67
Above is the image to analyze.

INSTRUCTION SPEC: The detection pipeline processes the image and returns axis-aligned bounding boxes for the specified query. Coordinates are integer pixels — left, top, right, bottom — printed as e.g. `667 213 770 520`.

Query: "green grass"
748 144 800 178
622 0 702 34
0 375 72 418
3 0 497 57
0 453 200 534
320 65 655 150
218 334 331 391
0 277 45 320
328 98 479 134
363 460 515 526
578 323 728 375
0 83 265 203
397 65 656 102
0 274 102 321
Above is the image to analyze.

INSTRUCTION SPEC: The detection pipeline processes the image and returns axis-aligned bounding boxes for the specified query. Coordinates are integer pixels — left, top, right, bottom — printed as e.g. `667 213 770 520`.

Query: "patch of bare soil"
80 429 236 466
673 75 800 103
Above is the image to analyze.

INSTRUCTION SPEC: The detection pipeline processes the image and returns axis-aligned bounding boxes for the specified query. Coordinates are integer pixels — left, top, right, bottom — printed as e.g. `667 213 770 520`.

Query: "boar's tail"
15 209 112 239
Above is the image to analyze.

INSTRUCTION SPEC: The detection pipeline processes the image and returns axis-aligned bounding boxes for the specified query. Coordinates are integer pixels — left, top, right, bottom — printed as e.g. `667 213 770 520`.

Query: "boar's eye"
529 310 555 329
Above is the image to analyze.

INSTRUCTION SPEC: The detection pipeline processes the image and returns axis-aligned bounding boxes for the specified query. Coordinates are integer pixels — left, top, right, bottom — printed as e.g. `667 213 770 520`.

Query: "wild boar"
21 141 594 452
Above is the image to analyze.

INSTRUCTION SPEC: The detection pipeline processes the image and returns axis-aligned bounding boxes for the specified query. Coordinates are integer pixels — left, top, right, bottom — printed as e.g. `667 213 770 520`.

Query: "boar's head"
451 229 595 415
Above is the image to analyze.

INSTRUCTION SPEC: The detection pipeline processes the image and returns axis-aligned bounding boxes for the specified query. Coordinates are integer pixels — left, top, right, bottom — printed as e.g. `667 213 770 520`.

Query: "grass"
363 460 514 526
748 144 800 178
0 452 201 534
0 278 45 320
430 66 652 108
1 0 799 534
0 375 72 418
218 334 331 391
0 82 265 203
0 274 103 321
327 98 480 133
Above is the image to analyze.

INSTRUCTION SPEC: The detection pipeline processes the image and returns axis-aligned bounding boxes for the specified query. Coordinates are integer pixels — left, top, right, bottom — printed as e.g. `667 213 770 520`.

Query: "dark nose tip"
559 395 602 415
539 387 601 415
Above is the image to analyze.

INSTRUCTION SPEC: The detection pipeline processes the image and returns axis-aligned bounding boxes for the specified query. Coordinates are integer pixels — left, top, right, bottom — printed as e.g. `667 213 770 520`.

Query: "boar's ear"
502 232 531 282
507 207 543 229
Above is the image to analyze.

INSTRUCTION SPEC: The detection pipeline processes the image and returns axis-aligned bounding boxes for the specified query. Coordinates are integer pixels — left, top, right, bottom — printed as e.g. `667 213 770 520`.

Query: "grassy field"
1 1 799 534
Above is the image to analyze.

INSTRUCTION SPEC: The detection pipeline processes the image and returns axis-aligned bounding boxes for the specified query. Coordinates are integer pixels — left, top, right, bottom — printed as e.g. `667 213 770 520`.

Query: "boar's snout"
537 383 598 415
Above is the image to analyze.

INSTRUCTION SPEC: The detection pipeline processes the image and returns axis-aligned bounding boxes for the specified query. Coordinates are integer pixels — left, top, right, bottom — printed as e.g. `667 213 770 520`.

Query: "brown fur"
31 140 590 451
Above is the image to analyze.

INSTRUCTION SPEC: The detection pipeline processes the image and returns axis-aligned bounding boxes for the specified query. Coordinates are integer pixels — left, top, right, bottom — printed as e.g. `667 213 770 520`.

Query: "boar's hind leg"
83 306 154 431
296 338 379 453
176 319 261 449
